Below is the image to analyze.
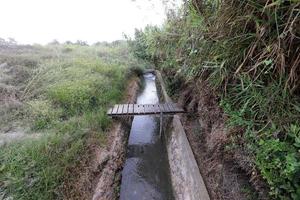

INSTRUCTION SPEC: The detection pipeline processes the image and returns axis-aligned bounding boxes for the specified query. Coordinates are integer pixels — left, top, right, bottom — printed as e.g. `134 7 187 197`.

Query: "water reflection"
120 73 174 200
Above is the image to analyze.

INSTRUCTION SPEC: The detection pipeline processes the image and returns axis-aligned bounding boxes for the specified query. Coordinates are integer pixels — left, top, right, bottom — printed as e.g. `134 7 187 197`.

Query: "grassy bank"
0 41 144 199
129 0 300 199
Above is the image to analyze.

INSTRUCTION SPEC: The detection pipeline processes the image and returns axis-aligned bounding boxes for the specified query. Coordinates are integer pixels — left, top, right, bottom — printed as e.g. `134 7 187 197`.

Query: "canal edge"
155 70 211 200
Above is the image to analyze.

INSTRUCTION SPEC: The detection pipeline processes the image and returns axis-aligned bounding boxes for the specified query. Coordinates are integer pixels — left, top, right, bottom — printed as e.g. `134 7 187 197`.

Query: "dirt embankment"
63 77 140 200
176 79 268 200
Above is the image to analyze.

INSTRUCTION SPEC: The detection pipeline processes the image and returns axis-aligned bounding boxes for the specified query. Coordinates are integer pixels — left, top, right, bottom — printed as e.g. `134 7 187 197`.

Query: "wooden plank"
117 104 122 113
168 103 175 112
160 103 166 113
108 103 185 116
144 104 151 113
150 104 156 114
157 104 163 113
111 104 119 114
169 103 175 111
119 104 124 114
124 104 129 114
171 103 179 112
107 108 112 115
156 104 160 113
117 104 124 114
173 103 184 112
142 105 146 114
139 104 145 114
159 104 165 113
143 104 148 113
134 104 140 114
154 104 160 113
149 104 154 113
128 104 134 114
164 103 172 113
122 104 127 114
137 104 144 114
161 103 169 113
171 103 179 113
167 103 174 113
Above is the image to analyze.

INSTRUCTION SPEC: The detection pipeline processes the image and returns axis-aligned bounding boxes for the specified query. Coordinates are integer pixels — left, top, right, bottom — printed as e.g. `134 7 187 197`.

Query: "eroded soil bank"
63 77 140 200
176 79 267 200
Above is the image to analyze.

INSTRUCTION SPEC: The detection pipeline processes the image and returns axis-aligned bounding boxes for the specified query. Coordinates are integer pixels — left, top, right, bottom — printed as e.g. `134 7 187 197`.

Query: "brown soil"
63 77 140 200
177 79 269 200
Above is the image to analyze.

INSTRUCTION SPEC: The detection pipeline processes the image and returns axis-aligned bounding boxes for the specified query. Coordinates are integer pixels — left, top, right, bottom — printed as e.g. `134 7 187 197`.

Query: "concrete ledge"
155 70 210 200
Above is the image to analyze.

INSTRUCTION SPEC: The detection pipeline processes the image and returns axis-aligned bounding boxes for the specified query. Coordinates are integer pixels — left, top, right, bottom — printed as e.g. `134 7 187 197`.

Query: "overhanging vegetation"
128 0 300 199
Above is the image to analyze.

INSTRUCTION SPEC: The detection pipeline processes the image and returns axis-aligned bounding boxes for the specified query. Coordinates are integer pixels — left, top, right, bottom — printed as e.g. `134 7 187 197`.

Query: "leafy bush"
256 125 300 199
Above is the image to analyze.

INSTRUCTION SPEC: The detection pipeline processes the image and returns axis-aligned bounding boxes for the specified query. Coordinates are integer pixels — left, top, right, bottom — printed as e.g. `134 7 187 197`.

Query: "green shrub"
256 132 300 199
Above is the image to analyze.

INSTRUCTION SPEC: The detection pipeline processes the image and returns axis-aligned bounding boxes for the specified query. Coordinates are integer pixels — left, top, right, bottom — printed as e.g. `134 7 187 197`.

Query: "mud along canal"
120 73 174 200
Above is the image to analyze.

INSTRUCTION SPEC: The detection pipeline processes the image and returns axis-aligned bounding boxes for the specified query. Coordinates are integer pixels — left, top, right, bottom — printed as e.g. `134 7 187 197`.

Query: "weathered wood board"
107 103 185 116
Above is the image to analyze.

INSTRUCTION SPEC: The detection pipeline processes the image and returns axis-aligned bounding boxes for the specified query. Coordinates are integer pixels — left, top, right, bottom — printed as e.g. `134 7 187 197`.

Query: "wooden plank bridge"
107 103 185 117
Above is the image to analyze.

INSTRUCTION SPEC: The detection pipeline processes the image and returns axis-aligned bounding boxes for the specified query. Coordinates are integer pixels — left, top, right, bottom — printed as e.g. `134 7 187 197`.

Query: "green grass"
0 42 145 199
0 132 85 200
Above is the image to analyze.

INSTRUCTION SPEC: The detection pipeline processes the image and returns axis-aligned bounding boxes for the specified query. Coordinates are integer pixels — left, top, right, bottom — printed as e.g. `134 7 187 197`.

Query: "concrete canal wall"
155 70 210 200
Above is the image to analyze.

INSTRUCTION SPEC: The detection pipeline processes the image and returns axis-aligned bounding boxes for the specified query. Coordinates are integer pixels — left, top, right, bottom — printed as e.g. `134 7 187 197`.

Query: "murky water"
120 73 174 200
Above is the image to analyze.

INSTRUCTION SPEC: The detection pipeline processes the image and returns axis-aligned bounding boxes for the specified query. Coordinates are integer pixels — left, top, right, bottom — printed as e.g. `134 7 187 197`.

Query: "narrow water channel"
120 73 174 200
